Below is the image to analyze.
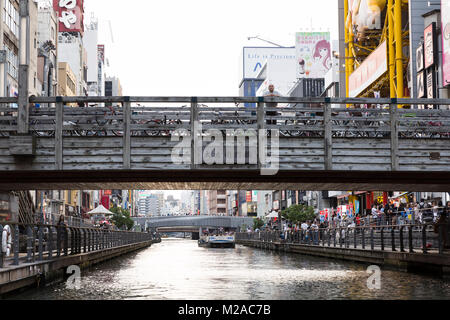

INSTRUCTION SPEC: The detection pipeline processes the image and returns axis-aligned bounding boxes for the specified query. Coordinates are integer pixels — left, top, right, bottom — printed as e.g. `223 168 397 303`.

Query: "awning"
389 192 411 200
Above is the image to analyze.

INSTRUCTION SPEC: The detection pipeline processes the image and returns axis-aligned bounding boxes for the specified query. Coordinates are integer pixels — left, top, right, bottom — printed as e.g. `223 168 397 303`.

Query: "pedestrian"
57 215 67 255
262 84 282 125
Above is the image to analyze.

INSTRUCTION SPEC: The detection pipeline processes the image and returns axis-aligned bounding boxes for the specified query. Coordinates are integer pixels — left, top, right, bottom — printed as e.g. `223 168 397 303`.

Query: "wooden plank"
8 135 36 156
123 101 131 169
55 102 63 170
191 100 199 169
323 103 332 170
63 156 124 163
64 148 124 156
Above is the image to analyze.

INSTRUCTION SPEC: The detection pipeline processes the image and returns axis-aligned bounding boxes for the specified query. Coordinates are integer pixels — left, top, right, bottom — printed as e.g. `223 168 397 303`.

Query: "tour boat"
198 234 235 248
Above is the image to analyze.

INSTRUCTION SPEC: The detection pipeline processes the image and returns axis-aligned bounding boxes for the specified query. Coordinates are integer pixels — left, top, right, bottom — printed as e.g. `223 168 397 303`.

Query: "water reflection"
9 238 450 300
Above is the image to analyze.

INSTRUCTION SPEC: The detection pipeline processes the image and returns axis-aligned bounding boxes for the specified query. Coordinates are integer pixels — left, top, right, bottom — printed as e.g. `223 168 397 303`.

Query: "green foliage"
253 217 264 230
281 204 316 224
109 207 134 230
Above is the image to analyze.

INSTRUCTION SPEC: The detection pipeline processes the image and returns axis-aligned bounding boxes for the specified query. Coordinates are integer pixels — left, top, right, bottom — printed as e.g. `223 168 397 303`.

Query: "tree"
281 204 316 225
109 207 134 230
253 217 264 230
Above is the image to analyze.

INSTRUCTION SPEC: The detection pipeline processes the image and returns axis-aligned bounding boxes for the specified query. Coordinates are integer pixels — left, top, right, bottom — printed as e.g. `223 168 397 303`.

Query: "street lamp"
247 35 285 47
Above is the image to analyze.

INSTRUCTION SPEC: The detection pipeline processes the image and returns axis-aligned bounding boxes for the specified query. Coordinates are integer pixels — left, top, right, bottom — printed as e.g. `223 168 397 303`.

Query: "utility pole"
18 0 30 133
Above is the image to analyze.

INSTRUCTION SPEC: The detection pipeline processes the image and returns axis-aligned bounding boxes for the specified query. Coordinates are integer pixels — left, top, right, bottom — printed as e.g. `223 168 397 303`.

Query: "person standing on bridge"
263 84 282 126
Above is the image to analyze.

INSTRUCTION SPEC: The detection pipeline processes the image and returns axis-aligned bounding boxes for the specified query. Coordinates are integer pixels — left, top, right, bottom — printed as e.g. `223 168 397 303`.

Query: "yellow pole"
388 0 396 98
394 0 404 104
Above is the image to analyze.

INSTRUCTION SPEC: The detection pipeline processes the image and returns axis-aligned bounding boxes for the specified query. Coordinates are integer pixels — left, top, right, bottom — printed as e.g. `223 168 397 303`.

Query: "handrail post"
257 98 265 170
26 226 32 262
362 227 365 249
422 225 427 254
339 228 343 248
399 226 405 252
55 100 63 170
123 99 131 169
438 224 444 254
354 227 357 248
333 228 336 247
345 228 349 248
370 227 374 250
63 227 68 256
13 225 19 265
324 101 332 170
391 226 396 251
390 101 399 171
408 225 414 253
380 227 384 251
38 225 43 260
48 226 53 259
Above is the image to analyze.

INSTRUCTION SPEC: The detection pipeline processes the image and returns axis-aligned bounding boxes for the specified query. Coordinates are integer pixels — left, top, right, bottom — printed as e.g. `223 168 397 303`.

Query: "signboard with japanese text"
98 45 105 64
53 0 84 35
424 23 437 69
349 41 387 97
295 32 331 78
442 0 450 86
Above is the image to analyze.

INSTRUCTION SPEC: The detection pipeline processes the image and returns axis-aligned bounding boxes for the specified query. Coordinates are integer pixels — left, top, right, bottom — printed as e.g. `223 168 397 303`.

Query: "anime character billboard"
295 32 331 78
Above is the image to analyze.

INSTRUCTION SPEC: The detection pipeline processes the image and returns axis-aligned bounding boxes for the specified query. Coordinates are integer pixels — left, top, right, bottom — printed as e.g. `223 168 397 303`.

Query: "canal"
7 238 450 300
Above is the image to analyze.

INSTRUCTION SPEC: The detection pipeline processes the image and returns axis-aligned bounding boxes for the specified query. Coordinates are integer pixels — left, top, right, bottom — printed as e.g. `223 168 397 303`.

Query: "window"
3 0 19 37
4 40 18 79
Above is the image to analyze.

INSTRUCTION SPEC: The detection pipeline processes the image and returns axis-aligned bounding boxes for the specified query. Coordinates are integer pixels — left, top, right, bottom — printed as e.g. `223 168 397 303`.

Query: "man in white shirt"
262 84 282 125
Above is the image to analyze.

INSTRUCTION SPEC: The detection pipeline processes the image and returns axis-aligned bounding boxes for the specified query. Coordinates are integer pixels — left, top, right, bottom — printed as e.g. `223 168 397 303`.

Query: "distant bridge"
1 96 450 191
133 216 254 231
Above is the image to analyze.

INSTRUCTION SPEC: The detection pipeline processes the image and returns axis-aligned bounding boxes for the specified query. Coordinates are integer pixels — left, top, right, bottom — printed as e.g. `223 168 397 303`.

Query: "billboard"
295 32 331 78
346 0 386 33
98 45 105 64
53 0 84 35
242 47 296 79
348 41 387 97
442 0 450 86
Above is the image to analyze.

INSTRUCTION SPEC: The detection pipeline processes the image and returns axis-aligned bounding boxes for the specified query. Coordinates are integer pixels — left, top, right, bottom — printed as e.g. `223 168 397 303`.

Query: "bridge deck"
1 97 449 190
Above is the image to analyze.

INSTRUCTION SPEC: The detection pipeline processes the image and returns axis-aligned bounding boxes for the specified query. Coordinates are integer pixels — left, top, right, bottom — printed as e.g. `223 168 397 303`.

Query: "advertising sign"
417 71 425 98
346 0 385 33
246 191 252 203
295 32 331 78
424 23 437 69
53 0 84 35
98 45 105 64
252 191 258 202
242 47 296 79
348 41 387 97
442 0 450 86
416 43 424 72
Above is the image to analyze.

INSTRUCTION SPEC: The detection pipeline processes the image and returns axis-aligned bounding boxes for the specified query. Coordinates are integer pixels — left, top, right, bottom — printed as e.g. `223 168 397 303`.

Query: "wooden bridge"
0 96 449 191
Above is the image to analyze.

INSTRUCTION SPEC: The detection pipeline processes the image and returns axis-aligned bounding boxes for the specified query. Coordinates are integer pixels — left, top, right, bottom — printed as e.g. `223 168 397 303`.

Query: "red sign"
246 191 252 202
101 196 110 209
53 0 84 35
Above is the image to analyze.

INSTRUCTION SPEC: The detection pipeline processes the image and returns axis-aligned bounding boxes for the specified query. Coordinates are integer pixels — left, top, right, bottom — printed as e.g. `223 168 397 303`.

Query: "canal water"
9 238 450 300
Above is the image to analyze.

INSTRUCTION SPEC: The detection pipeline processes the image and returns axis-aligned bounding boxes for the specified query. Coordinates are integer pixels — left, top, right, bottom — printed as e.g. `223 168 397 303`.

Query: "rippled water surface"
10 238 450 300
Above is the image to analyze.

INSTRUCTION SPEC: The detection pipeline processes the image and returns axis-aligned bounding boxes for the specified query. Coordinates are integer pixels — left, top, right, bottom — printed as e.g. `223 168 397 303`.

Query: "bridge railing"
236 223 447 254
0 221 153 269
0 97 449 138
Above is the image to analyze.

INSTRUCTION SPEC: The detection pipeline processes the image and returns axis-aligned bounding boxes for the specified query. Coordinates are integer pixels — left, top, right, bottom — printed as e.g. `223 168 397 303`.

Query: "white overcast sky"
84 0 339 97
